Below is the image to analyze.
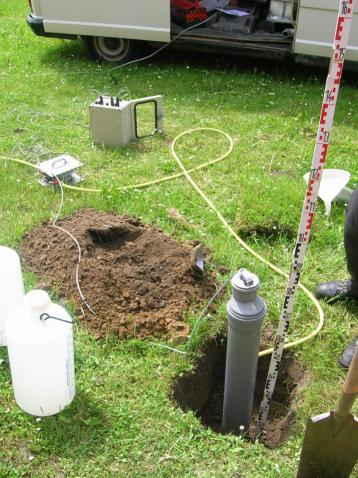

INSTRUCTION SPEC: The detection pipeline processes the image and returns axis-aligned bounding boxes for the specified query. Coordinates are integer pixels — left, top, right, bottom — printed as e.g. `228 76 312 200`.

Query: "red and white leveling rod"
256 0 356 437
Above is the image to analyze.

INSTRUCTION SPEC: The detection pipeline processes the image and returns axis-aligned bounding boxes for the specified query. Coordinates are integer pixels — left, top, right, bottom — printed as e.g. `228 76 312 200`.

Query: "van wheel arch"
83 36 142 63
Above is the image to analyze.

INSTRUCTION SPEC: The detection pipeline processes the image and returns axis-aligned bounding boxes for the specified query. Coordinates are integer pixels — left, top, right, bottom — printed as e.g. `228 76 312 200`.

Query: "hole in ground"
172 337 304 448
88 226 142 250
238 223 295 241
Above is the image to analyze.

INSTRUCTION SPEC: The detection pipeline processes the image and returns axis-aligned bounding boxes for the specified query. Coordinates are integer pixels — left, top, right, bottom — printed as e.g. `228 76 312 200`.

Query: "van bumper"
26 15 77 40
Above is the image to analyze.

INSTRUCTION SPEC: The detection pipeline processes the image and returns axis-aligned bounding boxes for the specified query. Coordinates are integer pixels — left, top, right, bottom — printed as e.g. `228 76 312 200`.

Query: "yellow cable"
169 129 324 357
1 129 234 194
0 128 324 356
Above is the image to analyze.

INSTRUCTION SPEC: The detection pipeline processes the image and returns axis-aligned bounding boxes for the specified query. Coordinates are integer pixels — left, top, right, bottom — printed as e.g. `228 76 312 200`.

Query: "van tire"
83 36 141 64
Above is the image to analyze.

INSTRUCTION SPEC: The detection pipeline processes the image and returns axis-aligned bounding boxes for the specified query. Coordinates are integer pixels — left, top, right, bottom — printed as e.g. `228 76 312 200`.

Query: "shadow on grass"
40 38 89 65
339 297 358 317
40 37 319 84
40 36 358 85
0 346 110 459
38 389 110 459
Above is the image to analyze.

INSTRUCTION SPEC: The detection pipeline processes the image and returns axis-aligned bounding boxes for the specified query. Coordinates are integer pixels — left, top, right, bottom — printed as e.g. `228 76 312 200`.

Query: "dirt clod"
20 208 215 341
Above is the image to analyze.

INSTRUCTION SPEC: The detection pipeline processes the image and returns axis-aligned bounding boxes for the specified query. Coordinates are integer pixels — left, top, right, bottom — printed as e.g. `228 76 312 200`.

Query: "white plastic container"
0 246 25 346
6 290 75 416
303 169 352 216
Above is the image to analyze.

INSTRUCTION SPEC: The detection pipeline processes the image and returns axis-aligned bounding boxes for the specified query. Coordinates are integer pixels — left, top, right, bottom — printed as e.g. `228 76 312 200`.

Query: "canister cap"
231 269 260 294
25 290 51 314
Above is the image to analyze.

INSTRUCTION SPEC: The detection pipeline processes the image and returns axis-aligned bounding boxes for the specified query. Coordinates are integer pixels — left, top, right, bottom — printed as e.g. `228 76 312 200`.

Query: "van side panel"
40 0 170 42
31 0 43 18
294 0 358 61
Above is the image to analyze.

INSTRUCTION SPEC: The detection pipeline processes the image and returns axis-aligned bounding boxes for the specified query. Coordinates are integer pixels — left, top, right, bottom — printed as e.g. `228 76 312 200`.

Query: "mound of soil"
20 208 215 341
172 337 304 448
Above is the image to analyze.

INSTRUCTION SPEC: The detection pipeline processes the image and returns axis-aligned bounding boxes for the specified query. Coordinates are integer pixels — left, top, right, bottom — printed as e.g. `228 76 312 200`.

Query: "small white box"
37 155 82 186
37 154 82 178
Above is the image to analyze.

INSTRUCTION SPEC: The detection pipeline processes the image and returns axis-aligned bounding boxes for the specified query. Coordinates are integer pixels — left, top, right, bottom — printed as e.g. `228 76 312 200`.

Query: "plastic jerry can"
6 290 75 416
0 246 25 346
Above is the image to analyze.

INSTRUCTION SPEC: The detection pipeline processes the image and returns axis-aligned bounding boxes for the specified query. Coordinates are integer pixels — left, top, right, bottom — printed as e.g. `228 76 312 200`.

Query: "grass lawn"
1 1 358 477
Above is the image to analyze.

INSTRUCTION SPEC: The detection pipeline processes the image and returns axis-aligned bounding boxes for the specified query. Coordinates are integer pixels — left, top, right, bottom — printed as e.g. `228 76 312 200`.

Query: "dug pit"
20 208 215 341
172 338 304 448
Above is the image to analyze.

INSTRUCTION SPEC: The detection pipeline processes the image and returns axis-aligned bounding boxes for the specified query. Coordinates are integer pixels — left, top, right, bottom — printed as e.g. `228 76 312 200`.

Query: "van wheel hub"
94 37 130 62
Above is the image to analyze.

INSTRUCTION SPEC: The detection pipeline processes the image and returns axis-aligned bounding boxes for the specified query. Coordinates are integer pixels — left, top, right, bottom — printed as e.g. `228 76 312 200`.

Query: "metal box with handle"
89 95 164 148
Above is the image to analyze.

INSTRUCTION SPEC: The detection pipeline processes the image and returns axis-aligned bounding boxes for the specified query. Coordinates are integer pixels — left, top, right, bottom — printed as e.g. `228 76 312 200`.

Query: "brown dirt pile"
20 208 215 341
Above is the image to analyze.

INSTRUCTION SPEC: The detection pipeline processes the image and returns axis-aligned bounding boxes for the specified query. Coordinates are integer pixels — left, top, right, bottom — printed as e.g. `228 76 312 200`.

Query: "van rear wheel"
83 36 141 63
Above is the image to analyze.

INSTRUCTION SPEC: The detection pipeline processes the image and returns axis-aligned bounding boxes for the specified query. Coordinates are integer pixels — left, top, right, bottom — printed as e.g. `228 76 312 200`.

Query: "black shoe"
315 279 358 301
339 337 358 369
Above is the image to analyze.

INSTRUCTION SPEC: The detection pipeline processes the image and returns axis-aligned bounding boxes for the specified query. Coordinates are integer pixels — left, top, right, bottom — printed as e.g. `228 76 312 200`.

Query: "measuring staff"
256 0 356 437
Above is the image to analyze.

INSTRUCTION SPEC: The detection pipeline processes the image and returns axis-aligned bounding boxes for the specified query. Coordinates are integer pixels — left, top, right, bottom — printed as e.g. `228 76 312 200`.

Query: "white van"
26 0 358 68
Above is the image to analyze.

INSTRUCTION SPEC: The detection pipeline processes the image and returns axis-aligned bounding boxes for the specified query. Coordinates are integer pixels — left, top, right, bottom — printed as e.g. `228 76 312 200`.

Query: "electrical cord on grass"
0 127 325 357
3 14 221 180
0 9 318 354
171 130 324 358
0 13 219 80
107 13 219 73
52 175 96 316
149 276 232 355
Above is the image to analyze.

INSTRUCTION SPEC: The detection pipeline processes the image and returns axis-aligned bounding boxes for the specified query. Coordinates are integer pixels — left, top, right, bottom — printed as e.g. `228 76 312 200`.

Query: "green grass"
1 1 358 476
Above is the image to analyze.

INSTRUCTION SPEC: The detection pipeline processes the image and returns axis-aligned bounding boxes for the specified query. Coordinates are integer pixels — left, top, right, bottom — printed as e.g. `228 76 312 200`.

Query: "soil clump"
20 208 215 341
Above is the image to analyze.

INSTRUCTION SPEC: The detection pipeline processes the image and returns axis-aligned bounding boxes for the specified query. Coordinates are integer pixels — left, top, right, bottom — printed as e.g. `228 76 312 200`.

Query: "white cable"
186 276 231 351
52 176 96 316
149 275 232 356
148 342 188 356
108 13 219 72
0 13 220 80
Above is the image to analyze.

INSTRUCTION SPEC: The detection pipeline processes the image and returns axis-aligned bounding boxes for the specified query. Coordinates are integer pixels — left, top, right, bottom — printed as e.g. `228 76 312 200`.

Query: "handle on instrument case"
132 95 164 139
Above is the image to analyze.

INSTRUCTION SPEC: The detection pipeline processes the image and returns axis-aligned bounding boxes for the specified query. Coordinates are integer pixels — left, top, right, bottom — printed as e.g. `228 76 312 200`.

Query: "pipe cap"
232 269 260 294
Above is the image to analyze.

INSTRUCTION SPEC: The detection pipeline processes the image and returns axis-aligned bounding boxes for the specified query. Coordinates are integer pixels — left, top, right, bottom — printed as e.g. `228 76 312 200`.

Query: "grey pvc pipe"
222 269 266 435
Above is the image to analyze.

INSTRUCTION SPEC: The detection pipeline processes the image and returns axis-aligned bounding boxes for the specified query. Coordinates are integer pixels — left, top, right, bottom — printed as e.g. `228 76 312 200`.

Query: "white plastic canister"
0 246 24 346
6 290 75 416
